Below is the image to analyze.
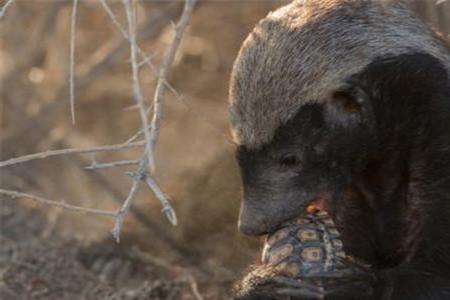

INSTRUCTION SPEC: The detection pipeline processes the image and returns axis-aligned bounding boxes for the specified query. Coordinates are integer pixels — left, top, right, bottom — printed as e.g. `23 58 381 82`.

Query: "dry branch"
84 159 140 170
145 176 177 226
123 0 153 173
69 0 79 124
107 0 197 236
149 0 198 171
0 0 15 19
111 171 141 242
0 189 116 217
1 0 197 243
100 0 159 75
0 141 145 168
1 3 181 153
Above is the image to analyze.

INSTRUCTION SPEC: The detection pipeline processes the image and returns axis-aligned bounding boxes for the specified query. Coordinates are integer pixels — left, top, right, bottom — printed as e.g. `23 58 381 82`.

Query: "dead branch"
106 0 198 238
111 169 142 242
0 141 145 168
149 0 198 171
0 189 116 217
100 0 159 77
69 0 79 124
144 176 177 226
84 159 140 170
1 2 181 155
123 0 153 173
1 0 197 244
0 0 15 19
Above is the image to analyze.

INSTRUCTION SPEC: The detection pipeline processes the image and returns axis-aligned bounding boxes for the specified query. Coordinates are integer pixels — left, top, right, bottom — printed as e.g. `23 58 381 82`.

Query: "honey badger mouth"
306 194 329 215
306 198 327 215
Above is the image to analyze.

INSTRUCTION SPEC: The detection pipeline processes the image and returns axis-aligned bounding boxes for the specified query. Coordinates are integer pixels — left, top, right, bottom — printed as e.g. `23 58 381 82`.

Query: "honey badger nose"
238 205 268 236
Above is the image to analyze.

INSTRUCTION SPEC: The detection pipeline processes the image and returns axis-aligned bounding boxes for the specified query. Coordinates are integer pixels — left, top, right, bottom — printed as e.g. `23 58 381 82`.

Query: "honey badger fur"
229 0 450 299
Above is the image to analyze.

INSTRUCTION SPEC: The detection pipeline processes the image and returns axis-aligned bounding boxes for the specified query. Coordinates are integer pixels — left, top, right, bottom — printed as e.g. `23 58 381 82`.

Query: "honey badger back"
229 0 450 299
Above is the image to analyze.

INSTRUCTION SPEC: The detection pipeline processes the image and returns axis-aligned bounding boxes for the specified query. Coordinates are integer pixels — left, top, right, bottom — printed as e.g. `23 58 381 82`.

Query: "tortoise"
261 210 353 277
234 210 374 300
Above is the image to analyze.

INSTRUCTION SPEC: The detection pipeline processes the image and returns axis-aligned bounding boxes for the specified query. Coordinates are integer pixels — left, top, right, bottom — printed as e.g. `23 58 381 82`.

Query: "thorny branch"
99 0 186 116
0 189 116 217
84 159 140 170
0 0 197 242
149 0 198 171
0 141 145 168
2 2 181 154
111 169 142 242
0 0 15 19
69 0 79 124
123 0 153 173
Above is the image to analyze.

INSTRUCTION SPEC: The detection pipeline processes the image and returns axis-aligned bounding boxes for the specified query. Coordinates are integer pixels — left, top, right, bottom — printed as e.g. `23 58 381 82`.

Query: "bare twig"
145 176 177 226
69 0 79 124
123 0 153 173
0 189 116 217
100 0 159 73
111 172 141 242
2 3 180 152
68 149 193 256
2 0 198 245
99 0 128 38
101 0 190 121
84 159 140 170
0 0 15 20
138 51 158 68
111 0 181 233
0 141 145 168
124 125 152 145
188 275 205 300
149 0 198 171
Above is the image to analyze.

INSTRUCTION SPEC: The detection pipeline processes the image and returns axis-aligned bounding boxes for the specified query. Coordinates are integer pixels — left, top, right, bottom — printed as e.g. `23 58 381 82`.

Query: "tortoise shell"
262 210 347 278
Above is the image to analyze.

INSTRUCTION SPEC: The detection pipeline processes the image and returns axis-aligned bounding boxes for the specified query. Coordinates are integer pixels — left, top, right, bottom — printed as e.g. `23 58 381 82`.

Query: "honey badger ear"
324 84 370 127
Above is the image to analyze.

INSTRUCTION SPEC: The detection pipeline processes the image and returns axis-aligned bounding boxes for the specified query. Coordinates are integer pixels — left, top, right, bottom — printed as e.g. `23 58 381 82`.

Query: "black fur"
235 53 450 299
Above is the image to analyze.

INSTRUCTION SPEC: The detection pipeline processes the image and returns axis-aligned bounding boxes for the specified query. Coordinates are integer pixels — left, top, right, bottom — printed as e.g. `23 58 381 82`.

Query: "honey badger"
229 0 450 299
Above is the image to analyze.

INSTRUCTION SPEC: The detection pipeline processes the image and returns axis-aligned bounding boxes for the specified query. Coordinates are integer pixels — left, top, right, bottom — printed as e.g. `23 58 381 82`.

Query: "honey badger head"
229 0 450 249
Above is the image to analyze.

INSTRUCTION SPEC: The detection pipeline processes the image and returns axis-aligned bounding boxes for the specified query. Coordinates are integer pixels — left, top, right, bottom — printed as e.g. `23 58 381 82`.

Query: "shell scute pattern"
262 211 347 277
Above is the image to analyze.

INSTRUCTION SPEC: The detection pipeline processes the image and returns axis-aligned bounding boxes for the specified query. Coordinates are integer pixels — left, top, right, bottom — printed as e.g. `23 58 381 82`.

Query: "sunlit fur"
229 0 450 149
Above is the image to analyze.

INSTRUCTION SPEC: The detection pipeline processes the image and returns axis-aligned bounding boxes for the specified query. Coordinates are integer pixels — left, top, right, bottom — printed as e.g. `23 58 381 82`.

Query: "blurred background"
0 1 449 299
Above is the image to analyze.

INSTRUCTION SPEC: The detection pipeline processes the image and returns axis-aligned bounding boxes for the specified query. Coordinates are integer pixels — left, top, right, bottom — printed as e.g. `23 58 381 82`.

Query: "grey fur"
229 0 450 149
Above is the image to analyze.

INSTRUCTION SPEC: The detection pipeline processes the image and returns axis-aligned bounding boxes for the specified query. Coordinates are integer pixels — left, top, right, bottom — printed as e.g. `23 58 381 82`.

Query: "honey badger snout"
238 202 268 235
238 187 316 236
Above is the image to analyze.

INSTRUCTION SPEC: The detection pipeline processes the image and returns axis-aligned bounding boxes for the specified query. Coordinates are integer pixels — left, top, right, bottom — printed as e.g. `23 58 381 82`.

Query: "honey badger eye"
279 154 299 167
